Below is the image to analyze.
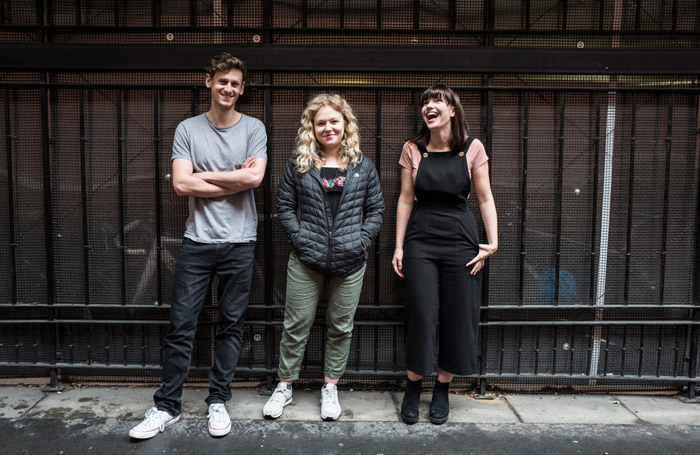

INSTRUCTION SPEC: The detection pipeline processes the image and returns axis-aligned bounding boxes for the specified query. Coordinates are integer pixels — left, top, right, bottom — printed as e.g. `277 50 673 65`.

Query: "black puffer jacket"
277 155 384 276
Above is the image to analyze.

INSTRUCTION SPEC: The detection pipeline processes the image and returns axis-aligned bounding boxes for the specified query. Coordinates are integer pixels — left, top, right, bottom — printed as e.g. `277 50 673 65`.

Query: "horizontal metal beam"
1 363 696 382
2 44 700 74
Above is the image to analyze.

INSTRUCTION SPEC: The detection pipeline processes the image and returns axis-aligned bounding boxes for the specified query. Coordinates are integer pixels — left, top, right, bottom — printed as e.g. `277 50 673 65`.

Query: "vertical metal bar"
516 326 523 374
376 0 382 29
153 90 163 305
190 0 197 27
122 324 128 365
553 328 559 374
598 0 605 30
484 0 495 46
263 0 272 42
519 92 529 305
634 0 641 31
413 0 420 30
586 325 594 370
392 324 398 372
152 0 160 27
449 0 457 30
637 325 645 376
655 327 663 377
554 93 565 305
116 90 126 306
534 326 540 374
227 0 234 28
620 326 628 376
113 0 119 27
660 95 673 305
0 0 5 25
624 93 637 304
4 88 17 305
590 94 601 305
568 328 574 375
339 0 344 28
68 326 74 363
671 0 678 31
672 326 680 377
479 77 494 395
263 72 274 390
524 0 531 29
561 0 568 30
75 0 81 26
498 326 504 375
40 72 55 308
602 325 610 375
78 89 90 306
302 0 308 28
373 90 382 373
412 91 420 136
36 0 45 42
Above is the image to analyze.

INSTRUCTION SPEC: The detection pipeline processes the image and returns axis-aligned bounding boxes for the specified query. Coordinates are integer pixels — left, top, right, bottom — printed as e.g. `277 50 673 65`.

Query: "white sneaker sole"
129 414 180 439
263 395 293 419
208 420 231 437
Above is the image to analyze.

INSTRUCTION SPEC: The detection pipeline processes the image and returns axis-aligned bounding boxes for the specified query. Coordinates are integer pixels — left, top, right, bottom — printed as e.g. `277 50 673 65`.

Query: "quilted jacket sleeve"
360 159 384 249
277 158 300 245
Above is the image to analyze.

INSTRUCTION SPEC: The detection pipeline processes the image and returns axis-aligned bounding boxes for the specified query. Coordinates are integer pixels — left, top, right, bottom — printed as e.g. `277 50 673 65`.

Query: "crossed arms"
172 157 267 198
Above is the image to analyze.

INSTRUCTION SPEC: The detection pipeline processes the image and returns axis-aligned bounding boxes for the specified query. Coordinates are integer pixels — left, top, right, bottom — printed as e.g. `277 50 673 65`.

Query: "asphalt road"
4 418 699 455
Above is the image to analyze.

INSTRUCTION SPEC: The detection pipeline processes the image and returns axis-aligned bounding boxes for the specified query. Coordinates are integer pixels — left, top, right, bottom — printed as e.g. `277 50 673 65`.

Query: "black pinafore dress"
402 137 481 376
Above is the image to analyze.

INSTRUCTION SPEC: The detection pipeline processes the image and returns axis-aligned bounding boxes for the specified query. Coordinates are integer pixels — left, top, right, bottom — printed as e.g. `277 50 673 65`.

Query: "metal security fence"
2 75 699 394
1 1 700 395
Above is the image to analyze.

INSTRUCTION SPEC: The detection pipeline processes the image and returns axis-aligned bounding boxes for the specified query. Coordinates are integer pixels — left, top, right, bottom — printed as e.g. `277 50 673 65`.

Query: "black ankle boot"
429 380 450 425
400 378 422 424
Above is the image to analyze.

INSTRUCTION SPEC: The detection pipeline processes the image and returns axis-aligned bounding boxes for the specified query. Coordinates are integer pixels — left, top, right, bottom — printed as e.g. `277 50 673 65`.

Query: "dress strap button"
422 153 428 158
458 151 465 157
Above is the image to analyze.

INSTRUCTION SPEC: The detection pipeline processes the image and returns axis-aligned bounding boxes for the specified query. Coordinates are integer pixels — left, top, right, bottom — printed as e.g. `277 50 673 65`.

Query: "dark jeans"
153 238 255 415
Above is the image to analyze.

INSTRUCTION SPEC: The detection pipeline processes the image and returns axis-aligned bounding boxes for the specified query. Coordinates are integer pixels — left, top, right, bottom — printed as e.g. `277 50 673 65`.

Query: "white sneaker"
207 403 231 437
320 383 341 421
129 407 180 439
263 382 293 419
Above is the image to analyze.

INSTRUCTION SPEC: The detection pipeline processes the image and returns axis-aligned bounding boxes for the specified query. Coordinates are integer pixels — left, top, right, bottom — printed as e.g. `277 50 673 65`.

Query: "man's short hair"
205 53 247 81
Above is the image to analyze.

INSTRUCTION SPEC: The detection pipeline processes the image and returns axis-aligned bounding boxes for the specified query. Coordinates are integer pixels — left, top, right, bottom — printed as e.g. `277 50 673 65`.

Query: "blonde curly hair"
295 93 362 173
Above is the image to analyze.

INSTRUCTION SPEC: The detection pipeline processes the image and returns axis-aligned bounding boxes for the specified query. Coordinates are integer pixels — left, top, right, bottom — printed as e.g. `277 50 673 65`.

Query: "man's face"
205 69 245 111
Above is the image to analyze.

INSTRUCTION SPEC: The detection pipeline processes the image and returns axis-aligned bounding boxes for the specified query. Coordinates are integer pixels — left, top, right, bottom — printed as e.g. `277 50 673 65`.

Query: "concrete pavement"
2 384 700 454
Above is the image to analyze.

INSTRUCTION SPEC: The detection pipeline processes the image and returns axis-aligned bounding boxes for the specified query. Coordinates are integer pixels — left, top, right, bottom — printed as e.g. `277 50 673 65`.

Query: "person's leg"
153 239 215 416
323 263 366 381
436 260 480 376
318 263 366 421
401 257 440 424
205 242 256 406
277 252 324 382
429 260 480 425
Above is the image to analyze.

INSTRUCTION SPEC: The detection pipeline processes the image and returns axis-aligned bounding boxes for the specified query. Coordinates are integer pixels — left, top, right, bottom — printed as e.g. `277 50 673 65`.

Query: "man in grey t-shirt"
130 53 267 440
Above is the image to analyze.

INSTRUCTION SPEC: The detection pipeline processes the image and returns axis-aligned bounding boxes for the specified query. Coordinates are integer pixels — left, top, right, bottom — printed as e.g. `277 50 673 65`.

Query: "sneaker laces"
269 385 290 405
142 407 167 432
322 385 338 406
208 403 228 425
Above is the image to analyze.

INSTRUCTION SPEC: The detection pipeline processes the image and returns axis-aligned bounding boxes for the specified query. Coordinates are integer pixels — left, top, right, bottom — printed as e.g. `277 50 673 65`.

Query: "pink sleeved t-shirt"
398 138 489 184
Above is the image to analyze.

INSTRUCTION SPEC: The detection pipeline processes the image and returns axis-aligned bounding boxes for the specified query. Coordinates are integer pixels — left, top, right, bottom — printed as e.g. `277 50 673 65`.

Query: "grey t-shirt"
171 113 267 243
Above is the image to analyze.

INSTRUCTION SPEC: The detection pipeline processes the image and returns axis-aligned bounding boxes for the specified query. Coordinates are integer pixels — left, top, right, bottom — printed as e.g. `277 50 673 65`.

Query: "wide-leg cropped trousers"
402 257 481 377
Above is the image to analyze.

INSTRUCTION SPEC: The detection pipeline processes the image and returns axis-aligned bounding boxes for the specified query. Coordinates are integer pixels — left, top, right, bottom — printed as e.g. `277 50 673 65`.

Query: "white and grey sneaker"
207 403 231 437
129 407 180 439
320 383 341 421
263 382 293 419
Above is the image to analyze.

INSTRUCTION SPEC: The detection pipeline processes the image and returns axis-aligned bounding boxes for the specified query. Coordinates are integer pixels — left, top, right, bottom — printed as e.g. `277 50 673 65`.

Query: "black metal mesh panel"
0 0 37 26
8 89 47 305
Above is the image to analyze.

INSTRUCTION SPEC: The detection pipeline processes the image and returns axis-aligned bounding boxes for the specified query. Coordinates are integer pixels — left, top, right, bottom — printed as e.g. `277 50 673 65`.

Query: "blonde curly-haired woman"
263 94 384 421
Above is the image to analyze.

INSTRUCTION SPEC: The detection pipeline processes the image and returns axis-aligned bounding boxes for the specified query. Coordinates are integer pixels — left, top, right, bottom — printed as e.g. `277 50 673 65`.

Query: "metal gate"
1 0 700 395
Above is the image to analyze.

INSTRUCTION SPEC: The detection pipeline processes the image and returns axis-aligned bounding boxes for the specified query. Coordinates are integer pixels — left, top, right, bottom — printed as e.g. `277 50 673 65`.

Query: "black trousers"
403 257 481 377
